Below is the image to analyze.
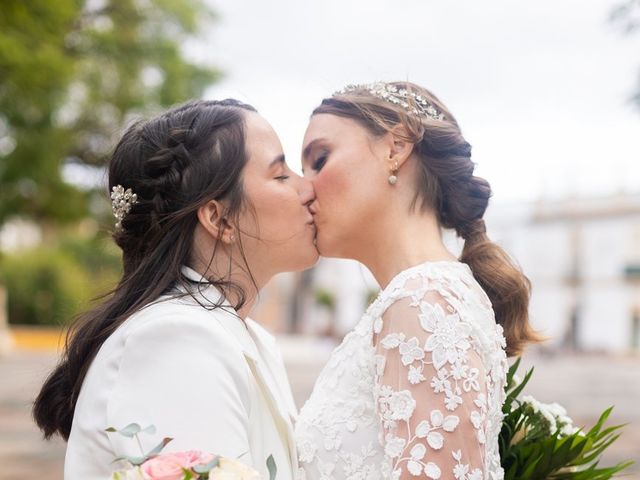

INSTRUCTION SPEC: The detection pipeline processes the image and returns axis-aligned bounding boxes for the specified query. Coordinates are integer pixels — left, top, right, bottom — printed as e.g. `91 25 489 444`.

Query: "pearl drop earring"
388 161 399 185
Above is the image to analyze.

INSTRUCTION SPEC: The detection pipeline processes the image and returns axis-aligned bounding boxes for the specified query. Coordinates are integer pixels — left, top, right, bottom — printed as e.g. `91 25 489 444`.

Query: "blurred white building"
487 193 640 352
254 193 640 353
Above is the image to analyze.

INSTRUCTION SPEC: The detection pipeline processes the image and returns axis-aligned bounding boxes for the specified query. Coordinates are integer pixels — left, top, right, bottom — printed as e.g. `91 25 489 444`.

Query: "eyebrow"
269 154 286 168
302 138 323 161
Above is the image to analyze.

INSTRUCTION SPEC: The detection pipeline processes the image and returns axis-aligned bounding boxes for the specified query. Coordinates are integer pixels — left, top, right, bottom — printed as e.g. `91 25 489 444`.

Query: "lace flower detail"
387 390 416 421
419 302 472 368
399 337 425 365
408 365 426 384
384 434 406 458
381 332 405 349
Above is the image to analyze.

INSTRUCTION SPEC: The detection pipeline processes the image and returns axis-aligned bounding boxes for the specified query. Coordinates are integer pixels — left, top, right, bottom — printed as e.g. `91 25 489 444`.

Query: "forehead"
243 112 283 163
305 113 357 136
303 114 372 146
244 111 279 145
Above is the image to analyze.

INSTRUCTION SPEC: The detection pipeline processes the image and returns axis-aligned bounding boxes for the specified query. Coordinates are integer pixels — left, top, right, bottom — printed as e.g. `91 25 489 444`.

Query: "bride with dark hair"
33 99 318 480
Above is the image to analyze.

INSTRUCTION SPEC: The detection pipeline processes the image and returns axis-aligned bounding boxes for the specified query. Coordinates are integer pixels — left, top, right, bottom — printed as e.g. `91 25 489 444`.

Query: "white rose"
111 467 150 480
210 457 261 480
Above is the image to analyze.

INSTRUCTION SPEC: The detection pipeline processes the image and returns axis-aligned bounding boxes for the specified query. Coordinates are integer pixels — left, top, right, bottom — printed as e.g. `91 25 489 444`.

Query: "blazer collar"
182 265 297 419
179 265 260 361
179 266 298 468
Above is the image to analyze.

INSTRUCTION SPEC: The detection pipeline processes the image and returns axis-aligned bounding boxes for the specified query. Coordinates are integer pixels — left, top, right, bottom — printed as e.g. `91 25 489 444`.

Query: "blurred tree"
611 0 640 108
0 0 220 227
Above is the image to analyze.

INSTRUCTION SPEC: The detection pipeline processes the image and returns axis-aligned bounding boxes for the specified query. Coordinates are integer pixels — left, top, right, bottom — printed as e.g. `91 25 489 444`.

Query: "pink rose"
142 451 214 480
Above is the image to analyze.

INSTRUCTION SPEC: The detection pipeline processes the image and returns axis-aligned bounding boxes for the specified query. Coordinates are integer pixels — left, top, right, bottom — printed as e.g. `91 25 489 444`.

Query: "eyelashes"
312 154 328 171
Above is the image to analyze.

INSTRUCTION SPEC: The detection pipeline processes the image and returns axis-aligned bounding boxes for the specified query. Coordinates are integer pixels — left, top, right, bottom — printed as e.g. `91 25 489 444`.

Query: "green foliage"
315 288 336 310
0 0 220 225
499 358 633 479
364 288 380 307
611 0 640 107
266 454 277 480
0 232 121 325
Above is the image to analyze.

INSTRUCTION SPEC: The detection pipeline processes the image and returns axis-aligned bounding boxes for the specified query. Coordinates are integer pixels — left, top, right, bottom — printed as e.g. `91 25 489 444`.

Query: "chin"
314 232 343 259
278 242 320 272
296 247 320 270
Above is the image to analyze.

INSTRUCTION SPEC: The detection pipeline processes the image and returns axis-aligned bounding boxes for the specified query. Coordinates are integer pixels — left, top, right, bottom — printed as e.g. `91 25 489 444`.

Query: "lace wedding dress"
295 261 509 480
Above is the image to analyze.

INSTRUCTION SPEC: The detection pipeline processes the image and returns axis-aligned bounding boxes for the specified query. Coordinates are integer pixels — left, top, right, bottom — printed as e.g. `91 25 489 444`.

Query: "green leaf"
499 362 633 480
267 454 277 480
506 357 522 387
119 423 142 438
192 456 219 474
145 437 173 458
181 468 195 480
507 367 534 401
141 425 157 435
112 455 148 466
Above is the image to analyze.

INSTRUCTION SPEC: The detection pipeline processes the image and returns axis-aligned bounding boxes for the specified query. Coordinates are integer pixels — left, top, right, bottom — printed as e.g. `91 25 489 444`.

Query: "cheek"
314 160 380 228
250 187 302 239
314 162 352 210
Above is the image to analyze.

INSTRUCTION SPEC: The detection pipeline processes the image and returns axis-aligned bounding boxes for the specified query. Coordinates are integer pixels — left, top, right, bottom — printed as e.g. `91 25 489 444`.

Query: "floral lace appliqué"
295 262 507 480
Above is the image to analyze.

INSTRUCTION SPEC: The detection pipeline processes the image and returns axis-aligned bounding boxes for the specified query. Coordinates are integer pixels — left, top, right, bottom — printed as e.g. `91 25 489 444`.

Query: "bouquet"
106 423 277 480
499 358 634 479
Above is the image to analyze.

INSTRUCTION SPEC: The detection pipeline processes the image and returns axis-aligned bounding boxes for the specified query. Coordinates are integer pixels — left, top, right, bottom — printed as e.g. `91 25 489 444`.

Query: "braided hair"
33 99 256 440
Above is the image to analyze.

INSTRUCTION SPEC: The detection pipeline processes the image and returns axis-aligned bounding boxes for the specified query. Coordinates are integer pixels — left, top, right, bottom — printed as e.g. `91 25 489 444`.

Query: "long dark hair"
33 99 256 440
314 82 542 356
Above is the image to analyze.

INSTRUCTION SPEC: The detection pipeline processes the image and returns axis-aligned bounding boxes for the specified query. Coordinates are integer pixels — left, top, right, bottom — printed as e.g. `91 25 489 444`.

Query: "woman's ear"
387 125 415 170
196 200 236 245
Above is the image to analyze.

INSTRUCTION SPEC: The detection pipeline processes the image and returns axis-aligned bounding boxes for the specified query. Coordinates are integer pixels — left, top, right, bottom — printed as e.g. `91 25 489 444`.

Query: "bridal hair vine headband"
110 185 138 229
334 82 445 121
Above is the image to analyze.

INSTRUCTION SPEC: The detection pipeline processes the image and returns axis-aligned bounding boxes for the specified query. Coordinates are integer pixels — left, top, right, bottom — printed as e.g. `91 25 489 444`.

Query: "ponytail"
460 219 541 356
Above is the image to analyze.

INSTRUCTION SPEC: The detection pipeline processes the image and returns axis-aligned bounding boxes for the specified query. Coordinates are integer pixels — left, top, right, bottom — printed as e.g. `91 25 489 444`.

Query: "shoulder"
121 296 242 356
374 262 482 321
372 263 481 343
374 286 457 336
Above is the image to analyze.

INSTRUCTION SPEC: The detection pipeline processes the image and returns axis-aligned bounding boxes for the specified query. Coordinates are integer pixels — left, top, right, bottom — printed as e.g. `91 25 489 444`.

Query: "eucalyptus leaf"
141 424 157 435
145 437 173 458
193 456 220 474
118 423 142 438
112 455 148 466
267 454 277 480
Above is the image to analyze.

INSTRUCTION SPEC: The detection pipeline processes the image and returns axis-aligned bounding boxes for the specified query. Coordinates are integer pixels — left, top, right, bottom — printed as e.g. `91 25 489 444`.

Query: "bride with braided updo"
33 99 317 480
295 82 541 480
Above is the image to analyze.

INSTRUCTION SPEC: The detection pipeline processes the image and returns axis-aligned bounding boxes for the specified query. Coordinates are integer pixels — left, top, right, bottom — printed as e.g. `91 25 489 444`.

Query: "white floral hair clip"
110 185 138 229
334 82 445 121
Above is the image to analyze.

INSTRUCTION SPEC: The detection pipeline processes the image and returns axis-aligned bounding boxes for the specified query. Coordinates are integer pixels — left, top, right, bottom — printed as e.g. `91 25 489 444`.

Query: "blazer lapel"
178 266 299 471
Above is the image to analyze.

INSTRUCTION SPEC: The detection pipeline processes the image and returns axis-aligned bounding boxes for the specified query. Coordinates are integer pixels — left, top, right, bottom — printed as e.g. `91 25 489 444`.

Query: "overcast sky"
194 0 639 203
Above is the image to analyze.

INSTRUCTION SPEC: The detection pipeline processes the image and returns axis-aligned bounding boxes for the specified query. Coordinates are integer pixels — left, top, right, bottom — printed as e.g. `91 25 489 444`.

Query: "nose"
298 175 316 208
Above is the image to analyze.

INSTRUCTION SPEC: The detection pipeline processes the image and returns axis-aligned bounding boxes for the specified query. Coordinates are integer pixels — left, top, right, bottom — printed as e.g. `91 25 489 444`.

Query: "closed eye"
312 154 328 171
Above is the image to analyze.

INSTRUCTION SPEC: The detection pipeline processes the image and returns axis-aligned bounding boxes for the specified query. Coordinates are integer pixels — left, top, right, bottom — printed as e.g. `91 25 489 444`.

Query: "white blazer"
64 266 299 480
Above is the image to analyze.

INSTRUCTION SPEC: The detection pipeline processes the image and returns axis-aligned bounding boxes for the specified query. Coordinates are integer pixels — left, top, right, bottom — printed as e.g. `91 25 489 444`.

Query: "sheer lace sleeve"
373 281 489 480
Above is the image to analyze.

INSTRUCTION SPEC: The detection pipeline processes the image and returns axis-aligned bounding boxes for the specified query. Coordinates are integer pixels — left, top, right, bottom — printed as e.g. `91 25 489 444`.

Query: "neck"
190 252 270 320
355 209 457 288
